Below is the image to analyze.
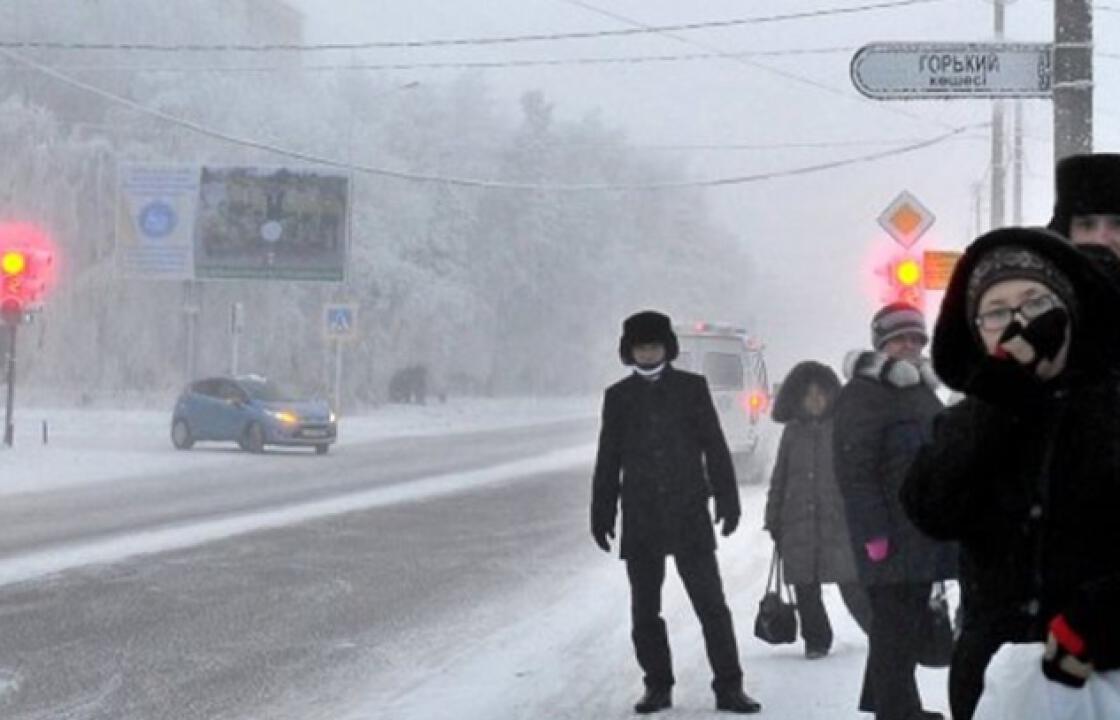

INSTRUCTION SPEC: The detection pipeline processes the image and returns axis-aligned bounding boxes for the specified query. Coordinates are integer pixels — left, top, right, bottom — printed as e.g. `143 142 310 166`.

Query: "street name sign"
851 42 1052 100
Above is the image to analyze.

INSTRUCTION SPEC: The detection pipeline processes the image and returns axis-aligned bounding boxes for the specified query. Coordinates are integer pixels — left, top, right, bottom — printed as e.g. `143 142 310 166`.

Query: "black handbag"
753 547 798 645
917 582 955 668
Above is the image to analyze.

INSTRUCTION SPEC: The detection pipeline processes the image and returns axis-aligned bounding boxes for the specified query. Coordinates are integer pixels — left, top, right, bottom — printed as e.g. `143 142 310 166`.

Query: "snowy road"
0 402 949 719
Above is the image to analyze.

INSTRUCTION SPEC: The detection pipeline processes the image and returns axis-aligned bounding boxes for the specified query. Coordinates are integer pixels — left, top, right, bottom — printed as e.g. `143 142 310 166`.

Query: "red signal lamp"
2 251 26 277
0 224 57 321
895 258 923 288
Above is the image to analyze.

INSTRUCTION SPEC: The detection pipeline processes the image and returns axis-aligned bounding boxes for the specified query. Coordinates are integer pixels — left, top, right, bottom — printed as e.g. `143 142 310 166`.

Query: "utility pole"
990 1 1007 231
1054 0 1093 162
1013 100 1024 225
973 181 986 239
3 321 16 447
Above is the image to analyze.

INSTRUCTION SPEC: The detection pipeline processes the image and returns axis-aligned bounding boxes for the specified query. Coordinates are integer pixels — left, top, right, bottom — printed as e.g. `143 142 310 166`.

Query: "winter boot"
714 688 762 714
633 687 672 714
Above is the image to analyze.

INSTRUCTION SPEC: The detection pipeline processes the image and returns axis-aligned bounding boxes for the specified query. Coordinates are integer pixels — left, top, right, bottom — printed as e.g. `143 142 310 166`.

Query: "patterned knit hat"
871 302 928 350
964 245 1076 320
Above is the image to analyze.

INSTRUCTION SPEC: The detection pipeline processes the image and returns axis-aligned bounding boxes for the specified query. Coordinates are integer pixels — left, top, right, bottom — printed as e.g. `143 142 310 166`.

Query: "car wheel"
171 419 194 450
315 444 329 455
243 422 265 454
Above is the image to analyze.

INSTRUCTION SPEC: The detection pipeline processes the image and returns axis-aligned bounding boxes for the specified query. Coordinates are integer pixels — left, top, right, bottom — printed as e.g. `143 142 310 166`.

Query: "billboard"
116 165 199 280
117 165 350 282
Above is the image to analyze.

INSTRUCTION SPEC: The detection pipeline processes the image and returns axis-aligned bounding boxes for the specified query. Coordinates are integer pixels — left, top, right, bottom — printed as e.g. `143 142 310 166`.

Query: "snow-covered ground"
0 396 597 496
349 507 951 720
347 483 953 720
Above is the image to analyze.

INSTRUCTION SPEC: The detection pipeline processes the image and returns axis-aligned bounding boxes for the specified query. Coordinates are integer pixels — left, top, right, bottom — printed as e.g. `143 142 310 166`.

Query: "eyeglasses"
974 294 1060 332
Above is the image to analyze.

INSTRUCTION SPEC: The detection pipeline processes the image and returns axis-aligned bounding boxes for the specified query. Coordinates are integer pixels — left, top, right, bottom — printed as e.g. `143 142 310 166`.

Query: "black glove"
714 505 740 537
999 307 1069 368
592 527 614 553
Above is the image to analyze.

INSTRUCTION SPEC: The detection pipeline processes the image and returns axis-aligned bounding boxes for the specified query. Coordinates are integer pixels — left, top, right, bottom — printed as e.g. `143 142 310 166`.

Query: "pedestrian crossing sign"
324 304 357 340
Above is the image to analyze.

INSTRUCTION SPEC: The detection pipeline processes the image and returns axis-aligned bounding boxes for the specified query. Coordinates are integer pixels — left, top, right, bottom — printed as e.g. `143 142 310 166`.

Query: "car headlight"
329 411 337 423
270 410 299 424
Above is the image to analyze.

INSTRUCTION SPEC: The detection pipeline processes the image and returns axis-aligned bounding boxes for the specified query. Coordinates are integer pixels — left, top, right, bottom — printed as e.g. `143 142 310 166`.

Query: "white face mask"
633 362 666 378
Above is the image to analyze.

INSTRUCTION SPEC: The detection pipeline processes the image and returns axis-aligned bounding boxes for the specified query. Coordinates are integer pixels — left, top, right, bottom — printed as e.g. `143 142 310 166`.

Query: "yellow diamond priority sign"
878 191 935 248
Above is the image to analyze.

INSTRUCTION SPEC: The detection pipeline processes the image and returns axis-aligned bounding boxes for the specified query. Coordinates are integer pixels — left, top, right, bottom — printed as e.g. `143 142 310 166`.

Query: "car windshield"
240 379 298 402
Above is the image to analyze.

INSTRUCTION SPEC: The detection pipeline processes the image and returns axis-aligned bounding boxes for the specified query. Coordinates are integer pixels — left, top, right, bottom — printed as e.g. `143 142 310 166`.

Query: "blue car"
171 375 337 454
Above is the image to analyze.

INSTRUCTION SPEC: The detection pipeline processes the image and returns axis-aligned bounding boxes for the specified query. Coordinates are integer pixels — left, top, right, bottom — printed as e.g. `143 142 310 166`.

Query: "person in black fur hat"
1048 153 1120 285
592 310 761 714
902 227 1120 720
764 361 871 659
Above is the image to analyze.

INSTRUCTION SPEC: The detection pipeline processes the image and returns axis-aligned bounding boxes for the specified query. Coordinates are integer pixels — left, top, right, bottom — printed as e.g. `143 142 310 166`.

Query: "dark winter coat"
832 353 957 586
764 361 858 585
591 365 739 560
902 228 1120 680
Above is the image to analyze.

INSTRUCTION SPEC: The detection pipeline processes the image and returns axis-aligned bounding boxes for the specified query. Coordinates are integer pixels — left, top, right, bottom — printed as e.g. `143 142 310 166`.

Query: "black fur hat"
1048 153 1120 237
619 310 679 366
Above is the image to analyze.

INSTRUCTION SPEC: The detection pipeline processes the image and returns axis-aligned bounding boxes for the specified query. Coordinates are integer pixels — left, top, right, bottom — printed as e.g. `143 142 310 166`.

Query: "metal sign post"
324 304 358 413
230 301 244 376
3 320 16 447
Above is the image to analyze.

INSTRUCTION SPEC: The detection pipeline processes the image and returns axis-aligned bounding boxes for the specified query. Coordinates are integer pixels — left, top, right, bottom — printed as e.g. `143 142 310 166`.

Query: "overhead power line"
0 46 858 74
0 47 986 192
0 0 944 53
554 0 959 131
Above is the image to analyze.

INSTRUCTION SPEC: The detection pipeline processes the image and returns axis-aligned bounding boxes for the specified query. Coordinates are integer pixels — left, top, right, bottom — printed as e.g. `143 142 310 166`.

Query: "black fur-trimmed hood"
772 361 841 423
934 227 1120 396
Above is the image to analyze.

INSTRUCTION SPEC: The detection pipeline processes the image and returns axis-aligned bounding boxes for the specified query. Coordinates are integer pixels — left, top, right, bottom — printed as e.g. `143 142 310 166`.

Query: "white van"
673 322 770 484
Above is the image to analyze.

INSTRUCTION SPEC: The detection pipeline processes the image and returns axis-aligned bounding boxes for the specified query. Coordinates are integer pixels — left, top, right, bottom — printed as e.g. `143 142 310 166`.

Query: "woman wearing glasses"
901 227 1120 720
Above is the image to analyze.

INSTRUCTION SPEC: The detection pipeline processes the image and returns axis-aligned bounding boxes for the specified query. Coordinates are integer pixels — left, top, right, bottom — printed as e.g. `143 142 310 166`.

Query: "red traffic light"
0 223 56 317
878 255 925 310
1 251 26 276
895 258 923 288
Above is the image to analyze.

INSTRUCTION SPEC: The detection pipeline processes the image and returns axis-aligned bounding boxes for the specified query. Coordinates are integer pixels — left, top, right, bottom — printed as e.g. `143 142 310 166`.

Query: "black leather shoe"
715 689 762 714
912 711 944 720
634 687 672 714
805 646 830 660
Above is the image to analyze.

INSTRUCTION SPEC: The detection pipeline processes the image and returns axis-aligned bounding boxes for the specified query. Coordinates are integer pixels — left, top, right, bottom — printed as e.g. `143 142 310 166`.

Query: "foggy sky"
290 0 1119 377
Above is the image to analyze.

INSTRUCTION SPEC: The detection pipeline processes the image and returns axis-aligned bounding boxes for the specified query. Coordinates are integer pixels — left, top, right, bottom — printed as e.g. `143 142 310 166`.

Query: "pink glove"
865 537 890 562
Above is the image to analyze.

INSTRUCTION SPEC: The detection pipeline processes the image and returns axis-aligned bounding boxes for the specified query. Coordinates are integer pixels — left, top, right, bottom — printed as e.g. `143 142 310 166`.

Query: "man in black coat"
902 227 1120 720
591 310 761 715
833 303 956 720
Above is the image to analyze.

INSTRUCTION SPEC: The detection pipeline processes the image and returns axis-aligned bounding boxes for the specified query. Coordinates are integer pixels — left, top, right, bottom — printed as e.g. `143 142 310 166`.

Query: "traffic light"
0 223 56 325
885 255 924 309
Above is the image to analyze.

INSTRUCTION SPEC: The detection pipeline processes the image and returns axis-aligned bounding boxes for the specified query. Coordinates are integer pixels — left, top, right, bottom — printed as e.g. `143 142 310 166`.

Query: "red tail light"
742 390 768 424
